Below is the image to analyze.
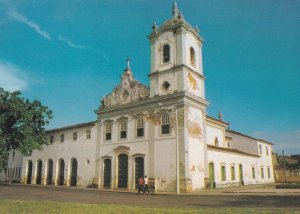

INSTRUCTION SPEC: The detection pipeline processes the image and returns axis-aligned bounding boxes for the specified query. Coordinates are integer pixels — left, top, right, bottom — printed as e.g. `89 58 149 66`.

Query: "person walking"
143 175 149 195
137 176 144 195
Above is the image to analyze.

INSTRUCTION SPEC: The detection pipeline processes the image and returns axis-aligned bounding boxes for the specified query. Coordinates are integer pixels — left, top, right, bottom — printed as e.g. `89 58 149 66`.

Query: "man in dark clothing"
137 176 144 195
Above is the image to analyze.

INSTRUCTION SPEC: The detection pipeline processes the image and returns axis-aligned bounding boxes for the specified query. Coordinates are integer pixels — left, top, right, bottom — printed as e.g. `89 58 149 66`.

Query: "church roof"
149 2 203 42
46 121 96 134
99 66 149 110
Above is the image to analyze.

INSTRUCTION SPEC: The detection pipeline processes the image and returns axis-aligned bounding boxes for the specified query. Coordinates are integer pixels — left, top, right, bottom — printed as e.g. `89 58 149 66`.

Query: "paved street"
1 184 300 209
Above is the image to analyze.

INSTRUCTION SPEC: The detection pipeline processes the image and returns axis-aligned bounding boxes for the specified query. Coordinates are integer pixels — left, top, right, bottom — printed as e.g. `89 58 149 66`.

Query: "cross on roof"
126 57 131 68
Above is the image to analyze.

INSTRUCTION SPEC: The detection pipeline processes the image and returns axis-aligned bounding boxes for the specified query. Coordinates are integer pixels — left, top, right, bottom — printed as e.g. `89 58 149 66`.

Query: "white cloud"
8 10 51 41
0 60 27 91
252 130 300 155
58 35 85 49
57 35 108 59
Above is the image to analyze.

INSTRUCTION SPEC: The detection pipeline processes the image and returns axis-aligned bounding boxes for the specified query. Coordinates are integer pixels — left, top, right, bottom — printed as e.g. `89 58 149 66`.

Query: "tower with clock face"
148 2 206 100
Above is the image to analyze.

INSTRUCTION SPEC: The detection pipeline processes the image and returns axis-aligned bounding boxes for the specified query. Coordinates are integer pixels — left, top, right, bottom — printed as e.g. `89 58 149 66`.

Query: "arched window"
214 137 219 146
163 44 170 63
190 47 195 66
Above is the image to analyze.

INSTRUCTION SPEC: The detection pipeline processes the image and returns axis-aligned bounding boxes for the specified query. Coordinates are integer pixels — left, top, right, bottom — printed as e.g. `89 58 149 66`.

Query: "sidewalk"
2 182 300 196
185 183 300 196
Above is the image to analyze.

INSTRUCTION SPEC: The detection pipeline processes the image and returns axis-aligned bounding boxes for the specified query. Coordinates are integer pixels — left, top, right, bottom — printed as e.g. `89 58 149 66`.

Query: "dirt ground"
1 184 300 209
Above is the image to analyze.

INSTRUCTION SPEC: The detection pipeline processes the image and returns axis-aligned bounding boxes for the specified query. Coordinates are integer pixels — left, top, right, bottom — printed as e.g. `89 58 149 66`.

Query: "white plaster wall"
184 33 201 72
206 124 225 147
186 71 202 98
187 107 205 190
257 141 274 182
157 72 176 95
154 137 176 192
6 150 23 181
0 170 5 182
207 150 274 188
22 124 96 187
155 31 175 72
7 150 23 169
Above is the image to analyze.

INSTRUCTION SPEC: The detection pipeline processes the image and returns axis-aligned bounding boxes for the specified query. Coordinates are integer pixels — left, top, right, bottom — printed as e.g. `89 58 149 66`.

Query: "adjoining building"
4 2 274 192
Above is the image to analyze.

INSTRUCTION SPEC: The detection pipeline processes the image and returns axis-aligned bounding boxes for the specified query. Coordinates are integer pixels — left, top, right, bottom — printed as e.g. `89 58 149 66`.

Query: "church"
5 2 274 193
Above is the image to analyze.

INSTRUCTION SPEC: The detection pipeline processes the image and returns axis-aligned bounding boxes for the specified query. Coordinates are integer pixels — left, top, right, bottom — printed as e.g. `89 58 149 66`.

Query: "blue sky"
0 0 299 155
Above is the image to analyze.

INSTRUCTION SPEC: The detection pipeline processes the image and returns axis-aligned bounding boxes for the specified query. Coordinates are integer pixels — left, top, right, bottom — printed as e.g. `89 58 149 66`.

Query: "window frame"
259 144 262 155
73 132 77 141
60 134 64 143
231 166 235 181
214 137 219 147
86 129 91 140
119 119 128 140
104 122 112 141
136 117 144 138
261 167 264 179
50 135 54 144
252 167 256 179
162 44 171 64
221 165 226 181
161 113 170 135
190 47 196 66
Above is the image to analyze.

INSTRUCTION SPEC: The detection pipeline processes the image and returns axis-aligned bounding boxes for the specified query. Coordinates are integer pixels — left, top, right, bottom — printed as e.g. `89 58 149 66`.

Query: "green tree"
0 88 53 176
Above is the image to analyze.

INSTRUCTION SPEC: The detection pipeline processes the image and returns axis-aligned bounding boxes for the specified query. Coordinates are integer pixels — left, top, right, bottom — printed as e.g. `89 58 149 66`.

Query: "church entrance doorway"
118 154 128 188
26 160 33 184
103 159 111 188
58 159 65 185
209 162 215 188
135 157 144 189
36 160 42 185
70 158 78 186
239 164 244 185
47 159 53 185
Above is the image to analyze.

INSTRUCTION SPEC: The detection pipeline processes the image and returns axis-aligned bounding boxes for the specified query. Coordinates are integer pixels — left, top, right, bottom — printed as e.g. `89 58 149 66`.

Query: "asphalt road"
1 184 300 209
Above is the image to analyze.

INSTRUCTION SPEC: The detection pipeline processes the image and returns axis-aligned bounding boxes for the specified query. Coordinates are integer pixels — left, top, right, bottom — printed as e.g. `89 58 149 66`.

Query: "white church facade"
5 3 274 192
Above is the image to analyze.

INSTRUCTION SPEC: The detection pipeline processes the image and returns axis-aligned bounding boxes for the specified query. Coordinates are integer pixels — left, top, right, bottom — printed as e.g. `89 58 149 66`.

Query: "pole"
175 108 180 195
282 150 287 183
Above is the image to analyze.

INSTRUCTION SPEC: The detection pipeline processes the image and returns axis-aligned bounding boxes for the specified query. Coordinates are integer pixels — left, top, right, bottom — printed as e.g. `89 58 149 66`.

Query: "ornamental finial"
152 21 158 32
172 0 179 18
126 57 131 69
218 112 223 121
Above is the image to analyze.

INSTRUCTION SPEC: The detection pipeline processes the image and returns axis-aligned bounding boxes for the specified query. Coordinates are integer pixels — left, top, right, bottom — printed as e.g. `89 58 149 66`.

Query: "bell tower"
148 2 206 99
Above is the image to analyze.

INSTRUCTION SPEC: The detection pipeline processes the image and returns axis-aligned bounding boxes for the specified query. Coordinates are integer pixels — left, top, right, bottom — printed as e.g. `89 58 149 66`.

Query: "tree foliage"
0 88 53 164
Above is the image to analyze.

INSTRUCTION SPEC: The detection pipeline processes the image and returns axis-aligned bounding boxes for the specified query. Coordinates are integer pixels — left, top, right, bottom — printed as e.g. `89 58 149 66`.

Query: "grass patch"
0 200 299 214
276 183 300 189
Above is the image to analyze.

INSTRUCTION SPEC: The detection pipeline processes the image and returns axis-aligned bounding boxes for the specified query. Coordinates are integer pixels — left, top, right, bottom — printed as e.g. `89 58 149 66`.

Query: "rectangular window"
60 134 64 143
136 117 144 137
252 167 256 179
231 166 235 181
259 145 262 155
266 146 269 156
73 132 77 141
161 114 170 134
267 168 271 178
86 129 91 140
105 123 112 141
221 166 226 181
120 120 127 139
261 167 264 179
50 136 54 144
